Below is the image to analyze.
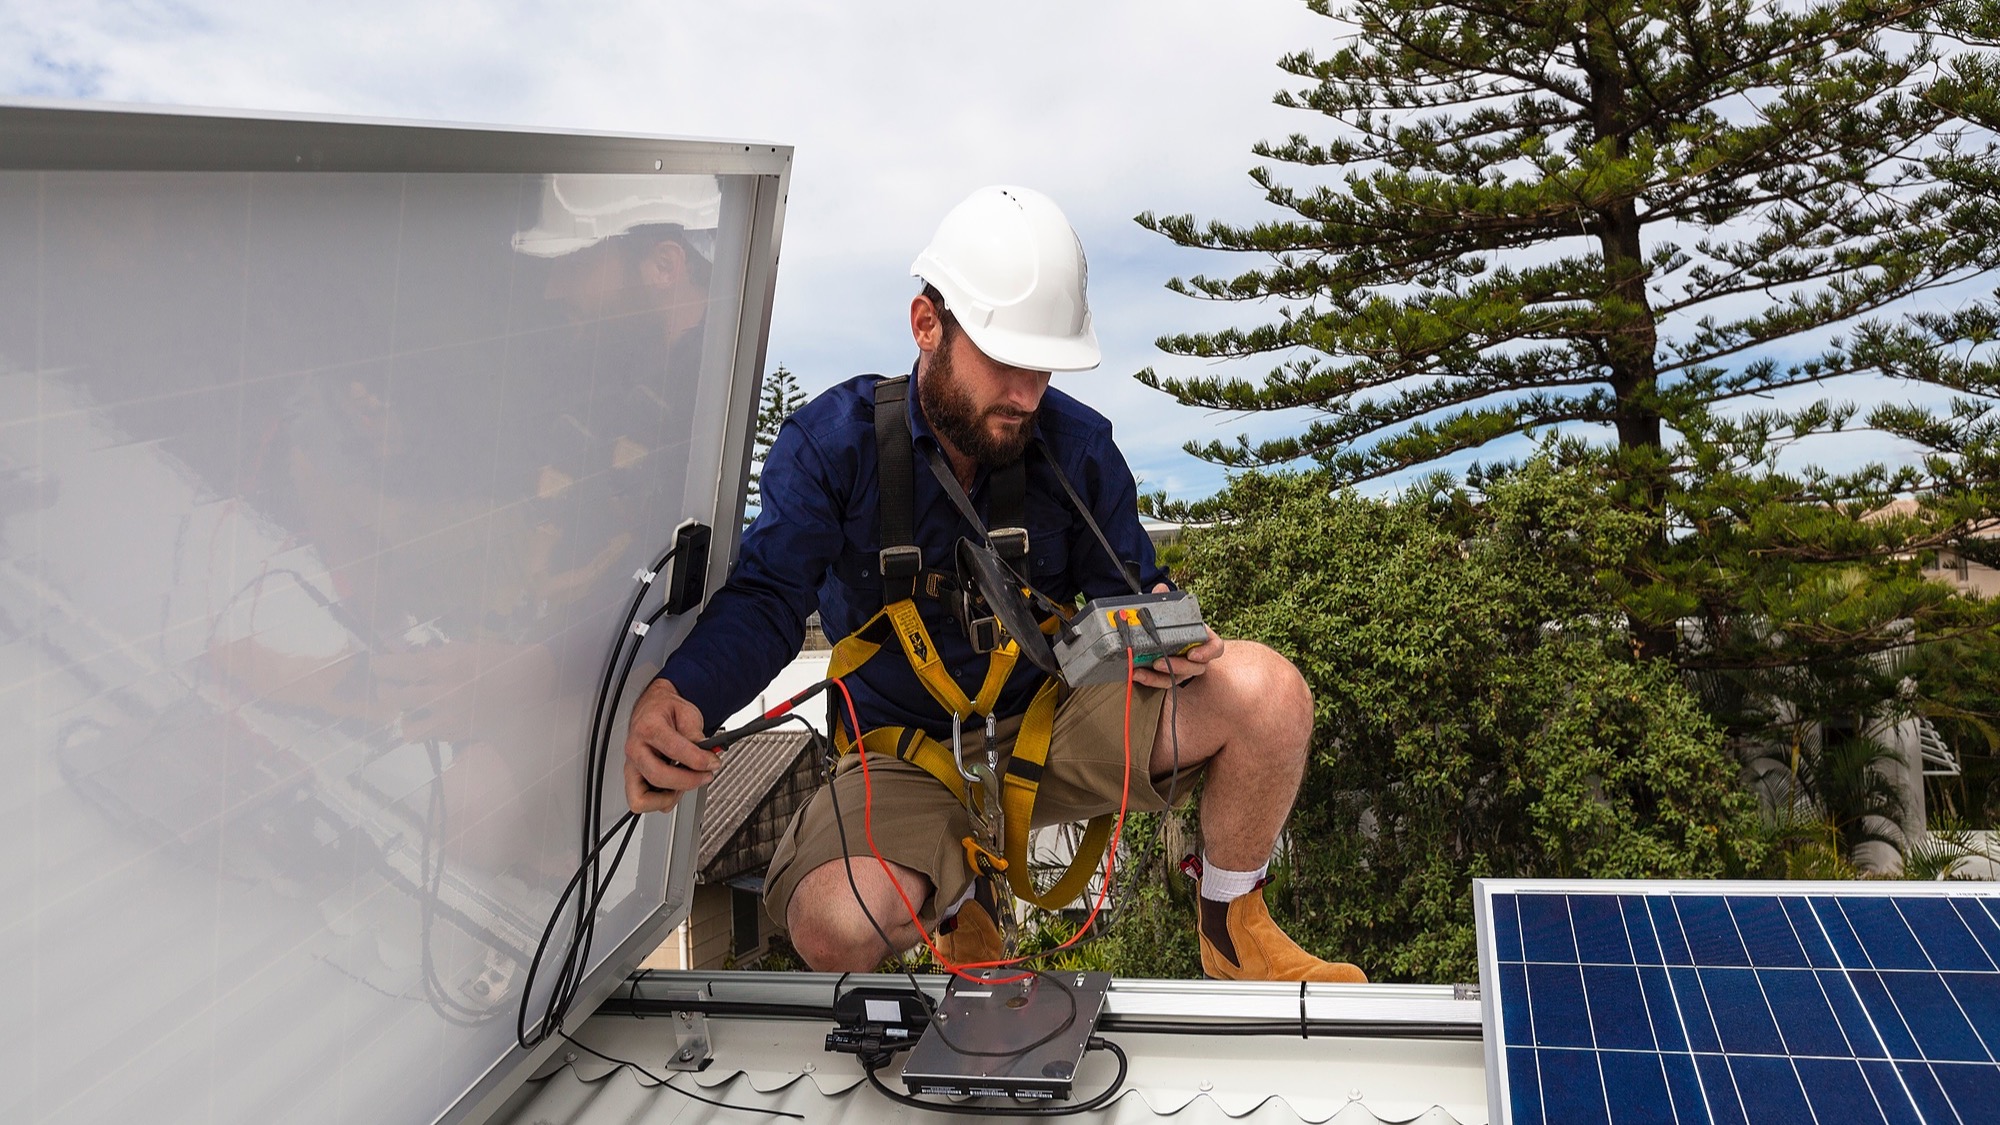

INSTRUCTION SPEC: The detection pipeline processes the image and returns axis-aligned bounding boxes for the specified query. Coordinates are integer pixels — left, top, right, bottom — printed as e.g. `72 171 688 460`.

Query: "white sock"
940 880 978 921
1198 854 1266 903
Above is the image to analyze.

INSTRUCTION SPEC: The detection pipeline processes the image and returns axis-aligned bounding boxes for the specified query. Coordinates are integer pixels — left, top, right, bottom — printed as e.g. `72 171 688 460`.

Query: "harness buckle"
988 526 1030 560
966 614 1001 653
878 544 923 579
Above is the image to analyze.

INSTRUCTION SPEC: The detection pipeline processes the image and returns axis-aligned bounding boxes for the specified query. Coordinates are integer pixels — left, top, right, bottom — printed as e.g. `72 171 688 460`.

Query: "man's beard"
919 338 1037 466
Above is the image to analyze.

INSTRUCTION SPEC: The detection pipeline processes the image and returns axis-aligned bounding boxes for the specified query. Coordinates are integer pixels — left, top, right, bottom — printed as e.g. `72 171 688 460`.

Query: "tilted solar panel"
1475 880 2000 1125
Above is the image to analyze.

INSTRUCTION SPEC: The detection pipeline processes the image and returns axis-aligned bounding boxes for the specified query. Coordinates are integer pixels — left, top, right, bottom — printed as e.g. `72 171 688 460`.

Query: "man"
624 186 1364 983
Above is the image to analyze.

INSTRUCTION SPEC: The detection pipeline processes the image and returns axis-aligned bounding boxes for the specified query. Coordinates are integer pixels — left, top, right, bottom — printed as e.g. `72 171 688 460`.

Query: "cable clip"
630 621 650 637
634 568 658 584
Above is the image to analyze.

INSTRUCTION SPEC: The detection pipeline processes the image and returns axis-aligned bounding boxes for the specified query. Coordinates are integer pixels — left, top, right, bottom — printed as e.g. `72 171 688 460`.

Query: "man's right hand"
624 678 721 814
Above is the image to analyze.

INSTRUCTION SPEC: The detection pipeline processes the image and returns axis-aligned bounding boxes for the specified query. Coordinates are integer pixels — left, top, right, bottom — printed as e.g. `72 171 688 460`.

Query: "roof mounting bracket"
656 989 713 1071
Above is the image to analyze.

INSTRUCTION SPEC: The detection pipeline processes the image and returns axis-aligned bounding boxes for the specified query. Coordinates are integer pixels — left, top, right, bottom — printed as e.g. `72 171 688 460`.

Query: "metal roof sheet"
487 973 1490 1125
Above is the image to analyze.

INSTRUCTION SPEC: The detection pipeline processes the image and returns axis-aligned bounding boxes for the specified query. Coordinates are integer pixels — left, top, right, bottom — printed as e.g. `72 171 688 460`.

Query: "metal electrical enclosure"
0 102 789 1125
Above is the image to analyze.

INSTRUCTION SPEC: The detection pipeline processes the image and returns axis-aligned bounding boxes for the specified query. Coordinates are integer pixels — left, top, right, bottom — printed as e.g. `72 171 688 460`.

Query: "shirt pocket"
832 509 887 588
832 547 879 588
1024 525 1071 582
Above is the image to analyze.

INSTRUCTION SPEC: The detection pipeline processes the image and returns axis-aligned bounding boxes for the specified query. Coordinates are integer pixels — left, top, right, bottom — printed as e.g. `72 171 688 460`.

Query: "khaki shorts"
763 678 1190 932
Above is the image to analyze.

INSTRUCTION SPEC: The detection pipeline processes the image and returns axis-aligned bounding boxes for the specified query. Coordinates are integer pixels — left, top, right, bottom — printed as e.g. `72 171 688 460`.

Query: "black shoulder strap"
919 444 1030 563
987 458 1028 561
1034 437 1144 595
873 376 921 600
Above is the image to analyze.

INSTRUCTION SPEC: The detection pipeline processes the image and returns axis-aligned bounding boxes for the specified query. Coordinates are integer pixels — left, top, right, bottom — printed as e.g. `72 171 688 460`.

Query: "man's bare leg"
1146 638 1365 981
1148 639 1314 867
786 857 934 972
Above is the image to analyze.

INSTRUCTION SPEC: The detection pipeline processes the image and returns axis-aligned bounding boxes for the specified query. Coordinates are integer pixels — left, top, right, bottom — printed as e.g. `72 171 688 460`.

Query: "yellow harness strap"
998 677 1118 911
826 600 1114 912
828 601 1014 718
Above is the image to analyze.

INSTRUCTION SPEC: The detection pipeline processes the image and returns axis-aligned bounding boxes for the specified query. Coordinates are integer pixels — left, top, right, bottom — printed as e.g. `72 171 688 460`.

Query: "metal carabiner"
951 712 978 787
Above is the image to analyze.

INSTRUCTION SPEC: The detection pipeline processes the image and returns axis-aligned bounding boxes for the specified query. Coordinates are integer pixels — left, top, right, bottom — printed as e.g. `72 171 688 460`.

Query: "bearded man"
622 186 1365 983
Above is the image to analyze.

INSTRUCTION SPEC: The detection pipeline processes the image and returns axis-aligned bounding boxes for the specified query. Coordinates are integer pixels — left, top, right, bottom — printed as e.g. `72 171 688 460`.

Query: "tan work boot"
935 878 1004 966
1183 856 1368 983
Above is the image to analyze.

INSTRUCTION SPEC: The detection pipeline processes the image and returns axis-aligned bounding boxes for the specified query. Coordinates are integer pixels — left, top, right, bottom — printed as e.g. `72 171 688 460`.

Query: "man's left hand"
1129 582 1223 690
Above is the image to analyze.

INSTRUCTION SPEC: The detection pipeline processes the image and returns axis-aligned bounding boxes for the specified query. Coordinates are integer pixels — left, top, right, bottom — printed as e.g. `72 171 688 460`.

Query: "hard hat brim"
512 231 599 258
959 320 1103 373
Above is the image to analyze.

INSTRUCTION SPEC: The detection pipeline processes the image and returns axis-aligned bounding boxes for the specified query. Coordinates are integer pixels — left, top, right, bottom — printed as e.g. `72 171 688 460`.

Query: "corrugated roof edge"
487 971 1489 1125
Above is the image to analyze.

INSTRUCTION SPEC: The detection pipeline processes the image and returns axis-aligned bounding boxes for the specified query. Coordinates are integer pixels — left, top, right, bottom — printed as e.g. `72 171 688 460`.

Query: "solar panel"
1475 879 2000 1125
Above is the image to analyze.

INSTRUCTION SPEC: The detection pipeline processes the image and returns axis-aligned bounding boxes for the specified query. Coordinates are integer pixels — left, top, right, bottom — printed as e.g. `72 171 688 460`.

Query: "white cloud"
3 0 1337 495
5 0 1985 501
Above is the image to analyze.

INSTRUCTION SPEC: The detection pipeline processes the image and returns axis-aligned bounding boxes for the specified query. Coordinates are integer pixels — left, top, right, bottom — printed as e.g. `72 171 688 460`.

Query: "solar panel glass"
1521 893 1579 963
1692 1053 1747 1125
1895 1061 1957 1123
1583 965 1655 1051
1819 970 1889 1058
1842 898 1934 970
1728 1055 1815 1125
1857 1060 1923 1125
1505 1043 1544 1125
1479 882 2000 1125
1621 896 1664 964
1811 895 1872 965
1780 897 1842 968
1758 970 1848 1057
1953 899 2000 962
1673 896 1751 967
1528 963 1596 1049
1726 897 1808 967
1945 971 2000 1056
1931 1061 2000 1110
1495 891 1525 962
1598 1050 1675 1125
1899 897 1994 971
1572 894 1632 963
1657 1054 1704 1124
1879 972 1989 1062
1647 896 1694 965
1792 1057 1879 1122
1535 1048 1610 1125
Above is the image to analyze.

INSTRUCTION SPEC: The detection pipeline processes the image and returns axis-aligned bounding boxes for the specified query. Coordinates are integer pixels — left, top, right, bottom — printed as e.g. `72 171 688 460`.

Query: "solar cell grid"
1478 881 2000 1125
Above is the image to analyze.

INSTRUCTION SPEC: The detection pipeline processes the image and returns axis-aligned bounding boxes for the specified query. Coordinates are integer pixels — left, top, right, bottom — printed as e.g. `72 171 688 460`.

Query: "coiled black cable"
519 540 686 1050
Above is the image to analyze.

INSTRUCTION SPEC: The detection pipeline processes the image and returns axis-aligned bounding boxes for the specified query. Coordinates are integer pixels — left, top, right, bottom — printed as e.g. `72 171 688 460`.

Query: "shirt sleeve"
1071 428 1171 599
658 418 847 729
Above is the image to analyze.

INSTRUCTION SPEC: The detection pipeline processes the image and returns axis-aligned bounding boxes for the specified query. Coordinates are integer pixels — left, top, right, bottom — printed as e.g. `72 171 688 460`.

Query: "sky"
0 0 1347 502
0 1 1984 502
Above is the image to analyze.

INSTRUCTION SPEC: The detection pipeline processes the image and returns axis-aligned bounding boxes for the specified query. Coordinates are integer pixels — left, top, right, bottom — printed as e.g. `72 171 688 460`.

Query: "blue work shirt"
659 366 1167 737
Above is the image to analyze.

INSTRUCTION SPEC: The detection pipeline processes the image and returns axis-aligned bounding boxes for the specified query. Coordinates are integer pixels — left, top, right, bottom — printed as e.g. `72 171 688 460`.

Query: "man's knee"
783 858 927 971
1222 639 1313 733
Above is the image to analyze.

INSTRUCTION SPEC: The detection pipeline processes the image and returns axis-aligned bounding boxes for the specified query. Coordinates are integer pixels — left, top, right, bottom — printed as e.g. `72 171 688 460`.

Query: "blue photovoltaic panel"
1477 881 2000 1125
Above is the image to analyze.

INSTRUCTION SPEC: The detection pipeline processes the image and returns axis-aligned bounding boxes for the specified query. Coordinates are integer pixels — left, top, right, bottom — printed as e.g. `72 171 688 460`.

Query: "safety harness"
825 374 1131 913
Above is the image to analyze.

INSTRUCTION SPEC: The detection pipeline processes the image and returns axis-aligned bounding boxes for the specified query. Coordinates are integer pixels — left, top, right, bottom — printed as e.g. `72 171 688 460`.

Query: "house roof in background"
1864 497 2000 537
695 729 816 875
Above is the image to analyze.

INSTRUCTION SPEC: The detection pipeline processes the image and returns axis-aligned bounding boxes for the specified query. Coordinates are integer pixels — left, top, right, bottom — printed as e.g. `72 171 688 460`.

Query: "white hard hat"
911 185 1100 372
513 174 720 259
